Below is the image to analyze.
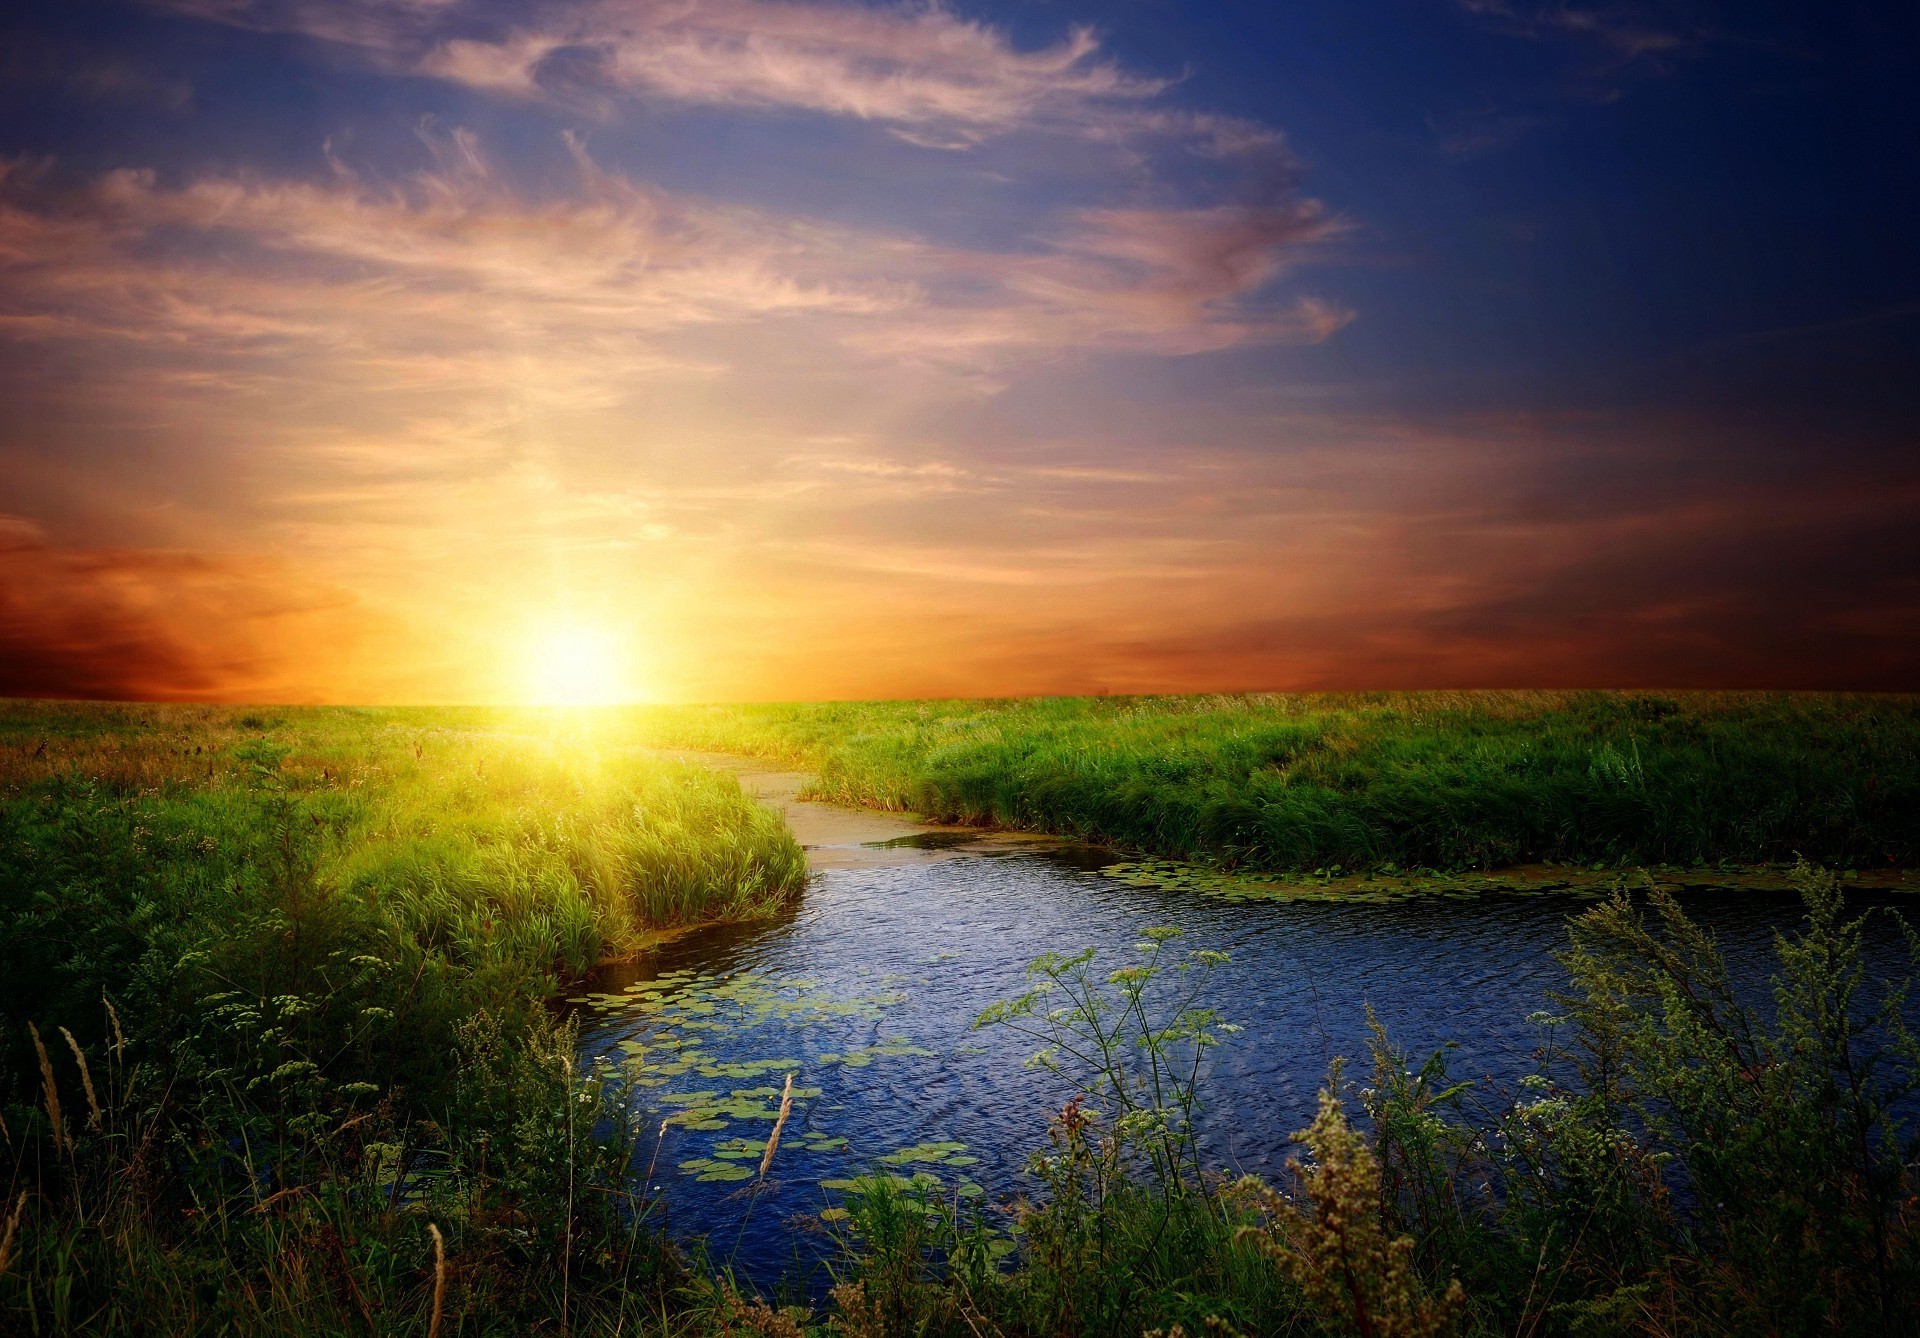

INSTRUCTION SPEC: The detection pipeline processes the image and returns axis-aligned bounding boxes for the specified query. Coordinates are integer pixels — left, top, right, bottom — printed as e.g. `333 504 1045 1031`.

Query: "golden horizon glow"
520 622 635 707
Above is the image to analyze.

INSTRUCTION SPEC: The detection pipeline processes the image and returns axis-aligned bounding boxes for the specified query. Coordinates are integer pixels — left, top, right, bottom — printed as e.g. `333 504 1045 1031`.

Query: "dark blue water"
570 841 1914 1288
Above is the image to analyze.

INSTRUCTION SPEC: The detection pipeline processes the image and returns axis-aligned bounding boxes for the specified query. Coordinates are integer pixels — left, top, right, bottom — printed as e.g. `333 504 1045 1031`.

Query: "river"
569 760 1916 1290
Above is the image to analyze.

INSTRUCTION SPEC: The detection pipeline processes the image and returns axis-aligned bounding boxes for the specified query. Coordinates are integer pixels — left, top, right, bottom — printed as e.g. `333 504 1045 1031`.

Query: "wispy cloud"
0 34 195 110
147 0 1279 161
1457 1 1697 65
1441 0 1719 155
0 123 1339 389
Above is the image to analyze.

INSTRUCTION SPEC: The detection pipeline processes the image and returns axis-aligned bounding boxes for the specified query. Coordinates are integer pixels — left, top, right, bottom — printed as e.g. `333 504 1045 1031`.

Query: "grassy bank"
0 702 805 1333
628 691 1920 874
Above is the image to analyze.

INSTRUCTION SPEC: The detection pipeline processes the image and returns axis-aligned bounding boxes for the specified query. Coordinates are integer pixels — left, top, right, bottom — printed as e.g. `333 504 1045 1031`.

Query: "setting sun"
522 624 631 706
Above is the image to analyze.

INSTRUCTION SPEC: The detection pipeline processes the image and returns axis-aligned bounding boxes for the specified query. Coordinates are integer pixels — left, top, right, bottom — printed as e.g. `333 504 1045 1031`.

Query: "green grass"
6 697 1919 1335
626 690 1920 873
0 701 805 1334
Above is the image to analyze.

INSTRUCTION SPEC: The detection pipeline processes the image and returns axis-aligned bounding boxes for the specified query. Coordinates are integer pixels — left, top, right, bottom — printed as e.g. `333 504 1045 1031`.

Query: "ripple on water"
572 849 1915 1288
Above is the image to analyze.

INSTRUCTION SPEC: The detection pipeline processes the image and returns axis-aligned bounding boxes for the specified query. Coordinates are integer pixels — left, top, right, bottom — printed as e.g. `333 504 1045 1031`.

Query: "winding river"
569 760 1916 1289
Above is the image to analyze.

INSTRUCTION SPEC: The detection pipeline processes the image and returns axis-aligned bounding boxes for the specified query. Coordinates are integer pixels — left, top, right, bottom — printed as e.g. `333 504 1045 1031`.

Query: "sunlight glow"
521 623 631 706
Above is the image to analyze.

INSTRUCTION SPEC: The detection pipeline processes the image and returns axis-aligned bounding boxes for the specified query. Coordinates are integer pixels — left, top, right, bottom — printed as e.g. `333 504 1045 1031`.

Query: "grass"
0 701 805 1334
625 690 1920 874
5 696 1919 1334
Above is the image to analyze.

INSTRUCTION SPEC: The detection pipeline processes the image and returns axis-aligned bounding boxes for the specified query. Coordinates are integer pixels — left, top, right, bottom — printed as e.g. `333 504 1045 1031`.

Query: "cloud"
148 0 1287 163
685 430 1920 698
1441 0 1728 153
425 0 1160 140
0 35 195 109
1458 1 1696 64
0 127 1339 394
0 515 357 700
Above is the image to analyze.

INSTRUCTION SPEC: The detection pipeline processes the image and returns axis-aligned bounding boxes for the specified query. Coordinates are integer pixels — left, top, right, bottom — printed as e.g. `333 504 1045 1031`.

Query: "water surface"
572 762 1915 1288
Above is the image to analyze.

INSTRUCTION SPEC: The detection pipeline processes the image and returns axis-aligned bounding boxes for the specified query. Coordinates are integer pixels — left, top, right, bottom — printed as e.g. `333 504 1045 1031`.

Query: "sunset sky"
2 0 1916 702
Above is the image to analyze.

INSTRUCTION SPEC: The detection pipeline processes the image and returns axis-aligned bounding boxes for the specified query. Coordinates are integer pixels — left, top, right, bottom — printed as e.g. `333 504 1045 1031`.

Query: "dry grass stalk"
60 1027 102 1128
0 1191 26 1281
827 1280 886 1338
758 1072 795 1178
427 1222 446 1338
638 1118 671 1195
27 1023 64 1154
104 993 127 1058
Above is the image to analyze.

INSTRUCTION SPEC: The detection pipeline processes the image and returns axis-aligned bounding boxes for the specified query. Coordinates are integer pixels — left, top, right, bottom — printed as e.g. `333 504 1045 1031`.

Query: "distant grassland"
629 691 1920 873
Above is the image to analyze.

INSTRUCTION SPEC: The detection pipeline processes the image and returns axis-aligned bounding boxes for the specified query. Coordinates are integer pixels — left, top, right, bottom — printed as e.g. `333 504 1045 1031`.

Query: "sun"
522 623 630 706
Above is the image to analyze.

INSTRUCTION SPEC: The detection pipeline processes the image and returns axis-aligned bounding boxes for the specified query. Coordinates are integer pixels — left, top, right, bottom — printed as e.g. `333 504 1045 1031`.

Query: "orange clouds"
0 516 364 701
3 2 1912 702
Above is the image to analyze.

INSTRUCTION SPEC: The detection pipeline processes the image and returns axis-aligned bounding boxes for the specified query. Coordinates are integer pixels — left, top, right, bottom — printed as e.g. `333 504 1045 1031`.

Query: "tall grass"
0 701 805 1334
628 691 1920 873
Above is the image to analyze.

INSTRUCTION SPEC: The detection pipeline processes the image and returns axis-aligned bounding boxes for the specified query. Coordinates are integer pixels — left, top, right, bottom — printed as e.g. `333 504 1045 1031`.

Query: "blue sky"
1 0 1915 700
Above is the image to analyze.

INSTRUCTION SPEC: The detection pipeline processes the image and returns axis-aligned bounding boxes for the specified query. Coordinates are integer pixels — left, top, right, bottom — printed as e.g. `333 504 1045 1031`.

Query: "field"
628 691 1920 874
4 696 1919 1335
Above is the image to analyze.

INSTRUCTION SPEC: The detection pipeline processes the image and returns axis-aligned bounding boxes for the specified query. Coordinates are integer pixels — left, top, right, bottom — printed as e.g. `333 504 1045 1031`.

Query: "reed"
0 1194 23 1282
58 1027 100 1129
426 1223 446 1338
758 1072 795 1178
26 1022 63 1155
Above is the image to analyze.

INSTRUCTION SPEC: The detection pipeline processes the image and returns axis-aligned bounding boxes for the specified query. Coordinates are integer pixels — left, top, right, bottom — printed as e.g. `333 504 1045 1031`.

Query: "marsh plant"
0 703 805 1333
825 928 1289 1337
819 864 1920 1337
975 927 1235 1197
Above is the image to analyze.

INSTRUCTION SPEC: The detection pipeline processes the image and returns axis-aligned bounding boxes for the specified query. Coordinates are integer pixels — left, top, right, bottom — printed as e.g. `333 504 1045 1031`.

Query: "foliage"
1236 1071 1466 1338
5 698 1917 1335
0 702 805 1334
817 928 1293 1337
973 927 1234 1194
813 863 1920 1337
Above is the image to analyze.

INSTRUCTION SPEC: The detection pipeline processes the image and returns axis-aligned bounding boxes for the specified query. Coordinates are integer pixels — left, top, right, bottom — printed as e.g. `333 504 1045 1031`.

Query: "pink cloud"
0 128 1339 386
148 0 1279 159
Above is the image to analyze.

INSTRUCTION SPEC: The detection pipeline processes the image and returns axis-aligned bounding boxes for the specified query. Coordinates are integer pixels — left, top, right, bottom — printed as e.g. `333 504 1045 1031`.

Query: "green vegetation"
818 865 1920 1336
0 701 804 1333
630 691 1920 874
5 698 1917 1334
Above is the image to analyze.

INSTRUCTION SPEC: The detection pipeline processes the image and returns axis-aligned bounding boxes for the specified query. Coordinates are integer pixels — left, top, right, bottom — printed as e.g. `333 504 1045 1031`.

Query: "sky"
0 0 1916 702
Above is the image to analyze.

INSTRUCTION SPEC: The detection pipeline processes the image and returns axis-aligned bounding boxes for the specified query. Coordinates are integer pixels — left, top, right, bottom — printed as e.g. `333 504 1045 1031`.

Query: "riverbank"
0 702 805 1334
626 691 1920 876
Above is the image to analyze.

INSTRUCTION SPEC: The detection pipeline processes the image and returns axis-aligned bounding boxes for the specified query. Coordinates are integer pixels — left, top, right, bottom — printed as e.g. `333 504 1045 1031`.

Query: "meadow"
628 691 1920 874
3 696 1918 1335
0 701 804 1333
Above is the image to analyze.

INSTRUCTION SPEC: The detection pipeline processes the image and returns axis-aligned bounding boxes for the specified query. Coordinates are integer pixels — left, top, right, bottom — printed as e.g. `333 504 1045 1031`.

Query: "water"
570 762 1916 1289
